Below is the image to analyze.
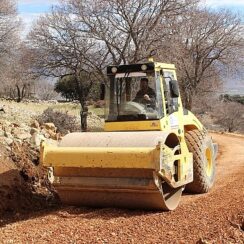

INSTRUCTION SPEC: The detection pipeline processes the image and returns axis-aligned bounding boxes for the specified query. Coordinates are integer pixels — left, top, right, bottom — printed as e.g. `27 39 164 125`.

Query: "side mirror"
169 80 179 98
100 83 105 100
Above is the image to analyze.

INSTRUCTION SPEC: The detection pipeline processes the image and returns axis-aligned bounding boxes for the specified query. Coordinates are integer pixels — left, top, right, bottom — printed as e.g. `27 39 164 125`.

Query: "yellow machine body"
41 61 207 210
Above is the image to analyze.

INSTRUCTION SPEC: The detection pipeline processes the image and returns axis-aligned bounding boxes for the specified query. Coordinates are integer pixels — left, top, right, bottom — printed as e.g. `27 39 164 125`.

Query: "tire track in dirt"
0 133 243 243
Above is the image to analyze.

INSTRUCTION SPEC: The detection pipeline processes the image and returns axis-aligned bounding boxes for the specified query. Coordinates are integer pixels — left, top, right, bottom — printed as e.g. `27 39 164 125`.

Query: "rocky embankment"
0 120 60 214
0 120 59 150
0 100 104 215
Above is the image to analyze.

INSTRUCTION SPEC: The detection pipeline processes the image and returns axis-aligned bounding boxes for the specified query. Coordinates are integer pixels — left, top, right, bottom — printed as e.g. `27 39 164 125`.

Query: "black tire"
185 129 216 193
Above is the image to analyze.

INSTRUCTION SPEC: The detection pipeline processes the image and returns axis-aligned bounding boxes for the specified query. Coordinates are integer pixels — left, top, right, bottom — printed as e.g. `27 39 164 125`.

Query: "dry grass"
0 99 104 117
0 99 105 132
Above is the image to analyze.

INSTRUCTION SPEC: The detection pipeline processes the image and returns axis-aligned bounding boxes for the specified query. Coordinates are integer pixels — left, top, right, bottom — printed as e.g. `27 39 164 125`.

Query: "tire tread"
185 129 215 193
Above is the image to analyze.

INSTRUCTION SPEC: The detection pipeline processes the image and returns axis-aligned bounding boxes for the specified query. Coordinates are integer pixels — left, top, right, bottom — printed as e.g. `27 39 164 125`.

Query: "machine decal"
169 114 179 129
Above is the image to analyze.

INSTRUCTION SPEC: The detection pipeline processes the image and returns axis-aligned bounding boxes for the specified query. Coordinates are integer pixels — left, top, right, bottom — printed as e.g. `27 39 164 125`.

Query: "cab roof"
107 62 175 75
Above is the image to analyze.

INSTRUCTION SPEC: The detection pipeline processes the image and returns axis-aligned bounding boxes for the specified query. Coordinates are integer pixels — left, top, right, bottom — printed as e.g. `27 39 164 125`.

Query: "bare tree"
159 8 243 109
0 0 25 100
35 79 59 100
65 0 198 64
0 43 36 102
0 0 20 60
28 8 102 130
215 101 244 132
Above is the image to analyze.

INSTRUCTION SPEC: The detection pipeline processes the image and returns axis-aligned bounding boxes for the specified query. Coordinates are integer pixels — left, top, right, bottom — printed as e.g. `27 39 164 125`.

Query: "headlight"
141 64 147 71
111 67 117 73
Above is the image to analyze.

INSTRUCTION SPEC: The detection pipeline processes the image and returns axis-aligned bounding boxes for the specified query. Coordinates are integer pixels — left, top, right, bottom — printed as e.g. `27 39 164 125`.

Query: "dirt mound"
0 143 58 215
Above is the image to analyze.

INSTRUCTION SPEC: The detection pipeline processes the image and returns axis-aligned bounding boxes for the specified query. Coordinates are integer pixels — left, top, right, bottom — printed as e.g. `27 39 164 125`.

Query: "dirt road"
0 133 243 243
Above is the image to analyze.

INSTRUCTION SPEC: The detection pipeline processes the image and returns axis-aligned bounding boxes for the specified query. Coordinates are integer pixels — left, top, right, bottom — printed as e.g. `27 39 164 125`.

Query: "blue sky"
18 0 58 13
18 0 58 32
18 0 244 31
204 0 244 17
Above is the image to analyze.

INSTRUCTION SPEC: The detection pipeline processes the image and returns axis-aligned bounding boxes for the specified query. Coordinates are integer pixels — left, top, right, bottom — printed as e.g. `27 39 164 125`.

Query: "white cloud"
18 0 58 5
18 0 58 36
19 13 43 37
205 0 244 7
20 12 40 24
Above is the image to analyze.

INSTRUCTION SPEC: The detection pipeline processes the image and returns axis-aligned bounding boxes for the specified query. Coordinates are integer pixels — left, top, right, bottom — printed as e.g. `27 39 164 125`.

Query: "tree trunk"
21 84 26 100
16 85 21 103
80 102 88 132
73 73 92 132
181 87 193 110
16 84 26 103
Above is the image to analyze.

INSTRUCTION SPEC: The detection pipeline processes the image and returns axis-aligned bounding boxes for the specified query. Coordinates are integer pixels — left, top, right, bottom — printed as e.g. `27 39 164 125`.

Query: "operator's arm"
134 88 156 105
145 88 156 103
133 90 143 102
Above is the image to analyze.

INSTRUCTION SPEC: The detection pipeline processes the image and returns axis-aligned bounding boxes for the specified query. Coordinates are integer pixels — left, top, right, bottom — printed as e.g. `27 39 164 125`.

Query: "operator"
134 78 156 106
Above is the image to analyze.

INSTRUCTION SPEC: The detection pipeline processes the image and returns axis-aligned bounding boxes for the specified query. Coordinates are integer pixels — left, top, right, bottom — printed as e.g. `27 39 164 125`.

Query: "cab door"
162 69 179 115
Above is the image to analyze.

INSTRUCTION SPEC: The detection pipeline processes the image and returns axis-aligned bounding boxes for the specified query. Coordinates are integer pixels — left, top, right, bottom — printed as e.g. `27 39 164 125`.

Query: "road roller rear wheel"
185 129 216 193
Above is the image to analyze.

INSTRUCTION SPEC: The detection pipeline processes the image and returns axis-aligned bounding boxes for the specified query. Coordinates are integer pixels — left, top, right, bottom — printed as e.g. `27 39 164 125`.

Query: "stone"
30 133 46 147
14 139 23 145
43 123 56 132
47 129 58 140
0 137 5 144
11 127 22 136
6 146 11 151
3 126 11 134
4 121 11 127
31 120 40 129
4 131 13 139
20 123 27 128
56 132 62 141
44 132 50 139
15 133 31 140
5 138 13 146
0 129 4 137
11 123 20 128
30 128 39 135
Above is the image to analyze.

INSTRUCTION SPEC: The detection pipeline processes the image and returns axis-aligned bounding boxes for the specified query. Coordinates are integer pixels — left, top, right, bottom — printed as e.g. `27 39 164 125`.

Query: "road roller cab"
104 62 182 132
40 61 217 211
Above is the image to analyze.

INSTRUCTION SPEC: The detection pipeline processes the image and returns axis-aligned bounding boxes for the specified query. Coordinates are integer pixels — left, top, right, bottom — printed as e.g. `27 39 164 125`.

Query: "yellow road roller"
40 61 217 210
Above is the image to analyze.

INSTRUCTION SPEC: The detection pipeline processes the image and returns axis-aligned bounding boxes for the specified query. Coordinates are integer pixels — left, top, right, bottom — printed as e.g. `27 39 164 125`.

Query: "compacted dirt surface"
0 133 243 243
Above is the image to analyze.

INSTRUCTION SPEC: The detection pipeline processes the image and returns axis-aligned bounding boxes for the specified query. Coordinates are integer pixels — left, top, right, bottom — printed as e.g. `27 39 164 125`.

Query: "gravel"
0 133 243 243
